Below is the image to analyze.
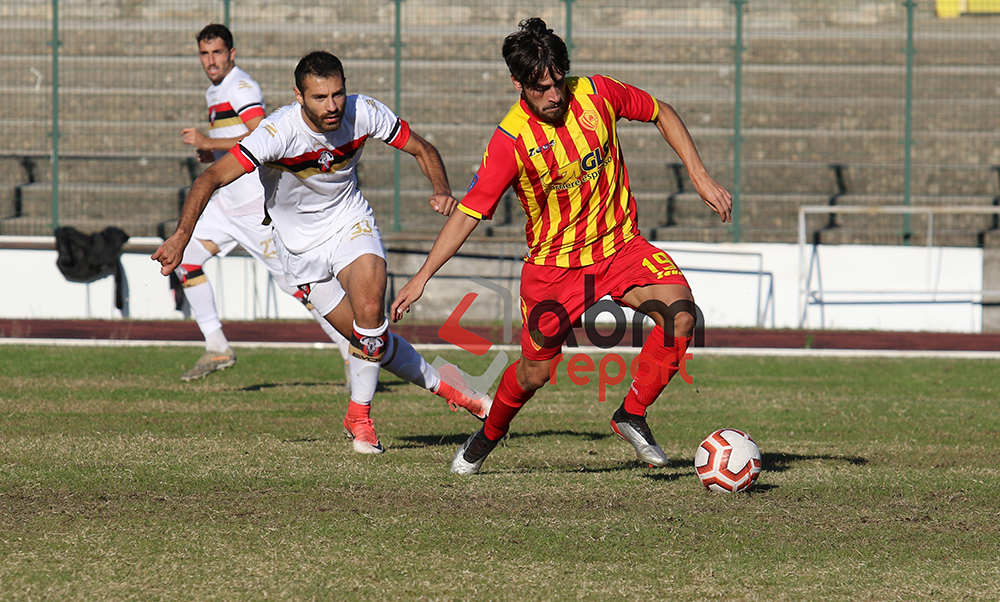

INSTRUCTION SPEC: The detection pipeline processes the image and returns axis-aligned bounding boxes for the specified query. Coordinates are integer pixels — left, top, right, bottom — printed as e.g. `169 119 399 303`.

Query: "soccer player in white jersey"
175 23 355 387
154 51 489 453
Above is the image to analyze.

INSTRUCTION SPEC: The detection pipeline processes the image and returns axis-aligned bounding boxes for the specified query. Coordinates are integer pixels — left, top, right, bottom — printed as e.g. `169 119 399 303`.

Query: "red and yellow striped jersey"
459 75 659 267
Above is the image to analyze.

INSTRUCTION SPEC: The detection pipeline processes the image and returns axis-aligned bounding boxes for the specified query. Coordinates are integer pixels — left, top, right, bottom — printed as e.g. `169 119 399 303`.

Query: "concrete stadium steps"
741 66 1000 102
8 61 998 139
646 226 733 244
2 24 398 62
738 97 999 133
742 30 1000 68
15 182 181 219
0 119 205 156
0 122 50 154
3 6 998 247
356 188 456 233
809 226 990 247
9 155 201 187
0 216 169 238
805 194 1000 246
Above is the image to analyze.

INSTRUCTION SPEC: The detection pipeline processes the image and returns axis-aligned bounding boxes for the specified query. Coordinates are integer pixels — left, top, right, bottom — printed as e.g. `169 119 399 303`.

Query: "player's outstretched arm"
391 210 480 322
151 152 248 275
653 99 733 224
399 131 458 216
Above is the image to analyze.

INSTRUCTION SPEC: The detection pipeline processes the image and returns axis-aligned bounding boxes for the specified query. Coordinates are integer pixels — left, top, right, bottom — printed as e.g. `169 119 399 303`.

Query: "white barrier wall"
659 242 983 332
1 237 311 322
0 238 985 333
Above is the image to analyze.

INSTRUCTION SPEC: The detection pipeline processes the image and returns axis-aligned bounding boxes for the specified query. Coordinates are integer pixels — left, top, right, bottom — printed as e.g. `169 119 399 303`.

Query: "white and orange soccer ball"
694 428 762 493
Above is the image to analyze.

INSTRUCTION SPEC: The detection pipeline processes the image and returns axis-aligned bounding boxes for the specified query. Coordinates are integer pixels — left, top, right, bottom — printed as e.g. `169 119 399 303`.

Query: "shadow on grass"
636 451 867 491
761 451 867 473
659 452 867 475
239 381 396 393
395 428 613 449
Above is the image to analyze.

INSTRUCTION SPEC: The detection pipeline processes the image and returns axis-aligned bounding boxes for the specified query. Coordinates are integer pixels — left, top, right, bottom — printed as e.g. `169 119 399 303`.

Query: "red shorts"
518 236 690 361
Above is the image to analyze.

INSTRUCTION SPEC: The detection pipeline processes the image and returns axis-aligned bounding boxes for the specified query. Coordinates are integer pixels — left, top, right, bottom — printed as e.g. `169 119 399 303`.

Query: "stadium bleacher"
1 0 998 246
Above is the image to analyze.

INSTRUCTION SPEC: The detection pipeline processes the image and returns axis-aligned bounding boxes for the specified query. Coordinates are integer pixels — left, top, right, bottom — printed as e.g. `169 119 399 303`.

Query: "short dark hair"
196 23 233 50
502 18 570 88
294 51 346 92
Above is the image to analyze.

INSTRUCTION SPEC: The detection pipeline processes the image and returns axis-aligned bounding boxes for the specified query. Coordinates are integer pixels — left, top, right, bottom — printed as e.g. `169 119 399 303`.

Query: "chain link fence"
2 0 998 246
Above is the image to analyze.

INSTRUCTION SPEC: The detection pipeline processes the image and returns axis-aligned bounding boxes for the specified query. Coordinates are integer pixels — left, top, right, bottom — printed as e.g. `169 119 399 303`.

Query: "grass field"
2 343 999 601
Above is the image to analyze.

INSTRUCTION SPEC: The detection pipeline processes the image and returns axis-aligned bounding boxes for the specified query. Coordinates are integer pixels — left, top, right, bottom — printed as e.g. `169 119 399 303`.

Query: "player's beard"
302 103 341 133
526 97 569 124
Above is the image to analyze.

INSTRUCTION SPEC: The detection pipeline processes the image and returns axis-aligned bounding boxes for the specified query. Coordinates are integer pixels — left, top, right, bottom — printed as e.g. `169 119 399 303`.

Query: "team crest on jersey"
209 107 217 126
317 150 335 172
579 110 599 131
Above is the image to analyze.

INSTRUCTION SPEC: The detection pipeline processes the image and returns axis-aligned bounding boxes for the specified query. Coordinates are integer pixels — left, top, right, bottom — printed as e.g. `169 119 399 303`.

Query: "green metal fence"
2 0 998 246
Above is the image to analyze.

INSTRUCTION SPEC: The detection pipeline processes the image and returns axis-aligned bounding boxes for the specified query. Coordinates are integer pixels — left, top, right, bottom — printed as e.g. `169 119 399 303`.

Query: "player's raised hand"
391 277 428 323
429 193 458 216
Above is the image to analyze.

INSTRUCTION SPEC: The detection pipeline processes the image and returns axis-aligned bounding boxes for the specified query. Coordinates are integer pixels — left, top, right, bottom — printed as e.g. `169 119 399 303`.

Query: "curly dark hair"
501 18 570 88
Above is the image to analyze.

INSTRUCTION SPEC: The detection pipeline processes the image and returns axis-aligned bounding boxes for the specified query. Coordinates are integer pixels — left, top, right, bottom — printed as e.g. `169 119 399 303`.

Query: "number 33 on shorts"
642 250 680 280
349 218 375 240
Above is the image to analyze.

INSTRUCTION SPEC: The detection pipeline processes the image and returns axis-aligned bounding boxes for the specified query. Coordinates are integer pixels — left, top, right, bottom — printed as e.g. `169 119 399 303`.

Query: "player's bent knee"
518 360 552 391
673 311 695 338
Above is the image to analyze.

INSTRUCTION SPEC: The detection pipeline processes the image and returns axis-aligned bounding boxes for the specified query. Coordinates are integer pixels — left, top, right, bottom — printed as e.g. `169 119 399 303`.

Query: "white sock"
204 327 229 353
178 240 225 351
183 279 224 342
380 333 440 392
347 320 388 404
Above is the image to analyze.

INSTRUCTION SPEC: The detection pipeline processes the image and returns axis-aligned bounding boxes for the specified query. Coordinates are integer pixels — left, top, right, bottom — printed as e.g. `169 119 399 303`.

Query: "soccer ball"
694 428 762 493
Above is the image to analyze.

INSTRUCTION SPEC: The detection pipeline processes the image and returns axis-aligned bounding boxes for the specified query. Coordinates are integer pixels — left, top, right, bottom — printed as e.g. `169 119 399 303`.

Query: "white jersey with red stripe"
205 65 266 216
231 95 411 254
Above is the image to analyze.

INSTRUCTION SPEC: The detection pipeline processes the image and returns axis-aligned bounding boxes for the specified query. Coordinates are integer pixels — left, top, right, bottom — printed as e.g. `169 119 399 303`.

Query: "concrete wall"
0 236 984 333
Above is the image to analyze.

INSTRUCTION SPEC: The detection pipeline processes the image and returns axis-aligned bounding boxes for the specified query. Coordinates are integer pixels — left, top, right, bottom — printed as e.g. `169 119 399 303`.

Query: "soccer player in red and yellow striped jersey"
391 18 733 474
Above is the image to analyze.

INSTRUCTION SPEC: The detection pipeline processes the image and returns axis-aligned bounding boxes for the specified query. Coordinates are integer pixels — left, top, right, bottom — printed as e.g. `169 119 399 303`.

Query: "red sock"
623 327 691 417
346 399 371 421
483 362 534 441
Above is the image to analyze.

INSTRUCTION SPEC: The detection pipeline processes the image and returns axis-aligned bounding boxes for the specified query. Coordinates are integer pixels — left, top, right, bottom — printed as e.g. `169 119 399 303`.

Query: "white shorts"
191 201 283 277
272 215 385 316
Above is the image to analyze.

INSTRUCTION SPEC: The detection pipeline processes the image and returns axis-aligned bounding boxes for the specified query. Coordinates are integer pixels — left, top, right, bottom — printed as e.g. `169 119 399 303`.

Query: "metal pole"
564 0 575 60
223 0 231 28
902 0 916 245
731 0 746 243
49 0 61 230
393 0 403 231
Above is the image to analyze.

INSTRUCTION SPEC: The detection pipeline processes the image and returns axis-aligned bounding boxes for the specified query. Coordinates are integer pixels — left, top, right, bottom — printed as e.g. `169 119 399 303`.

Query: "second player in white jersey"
203 64 266 216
